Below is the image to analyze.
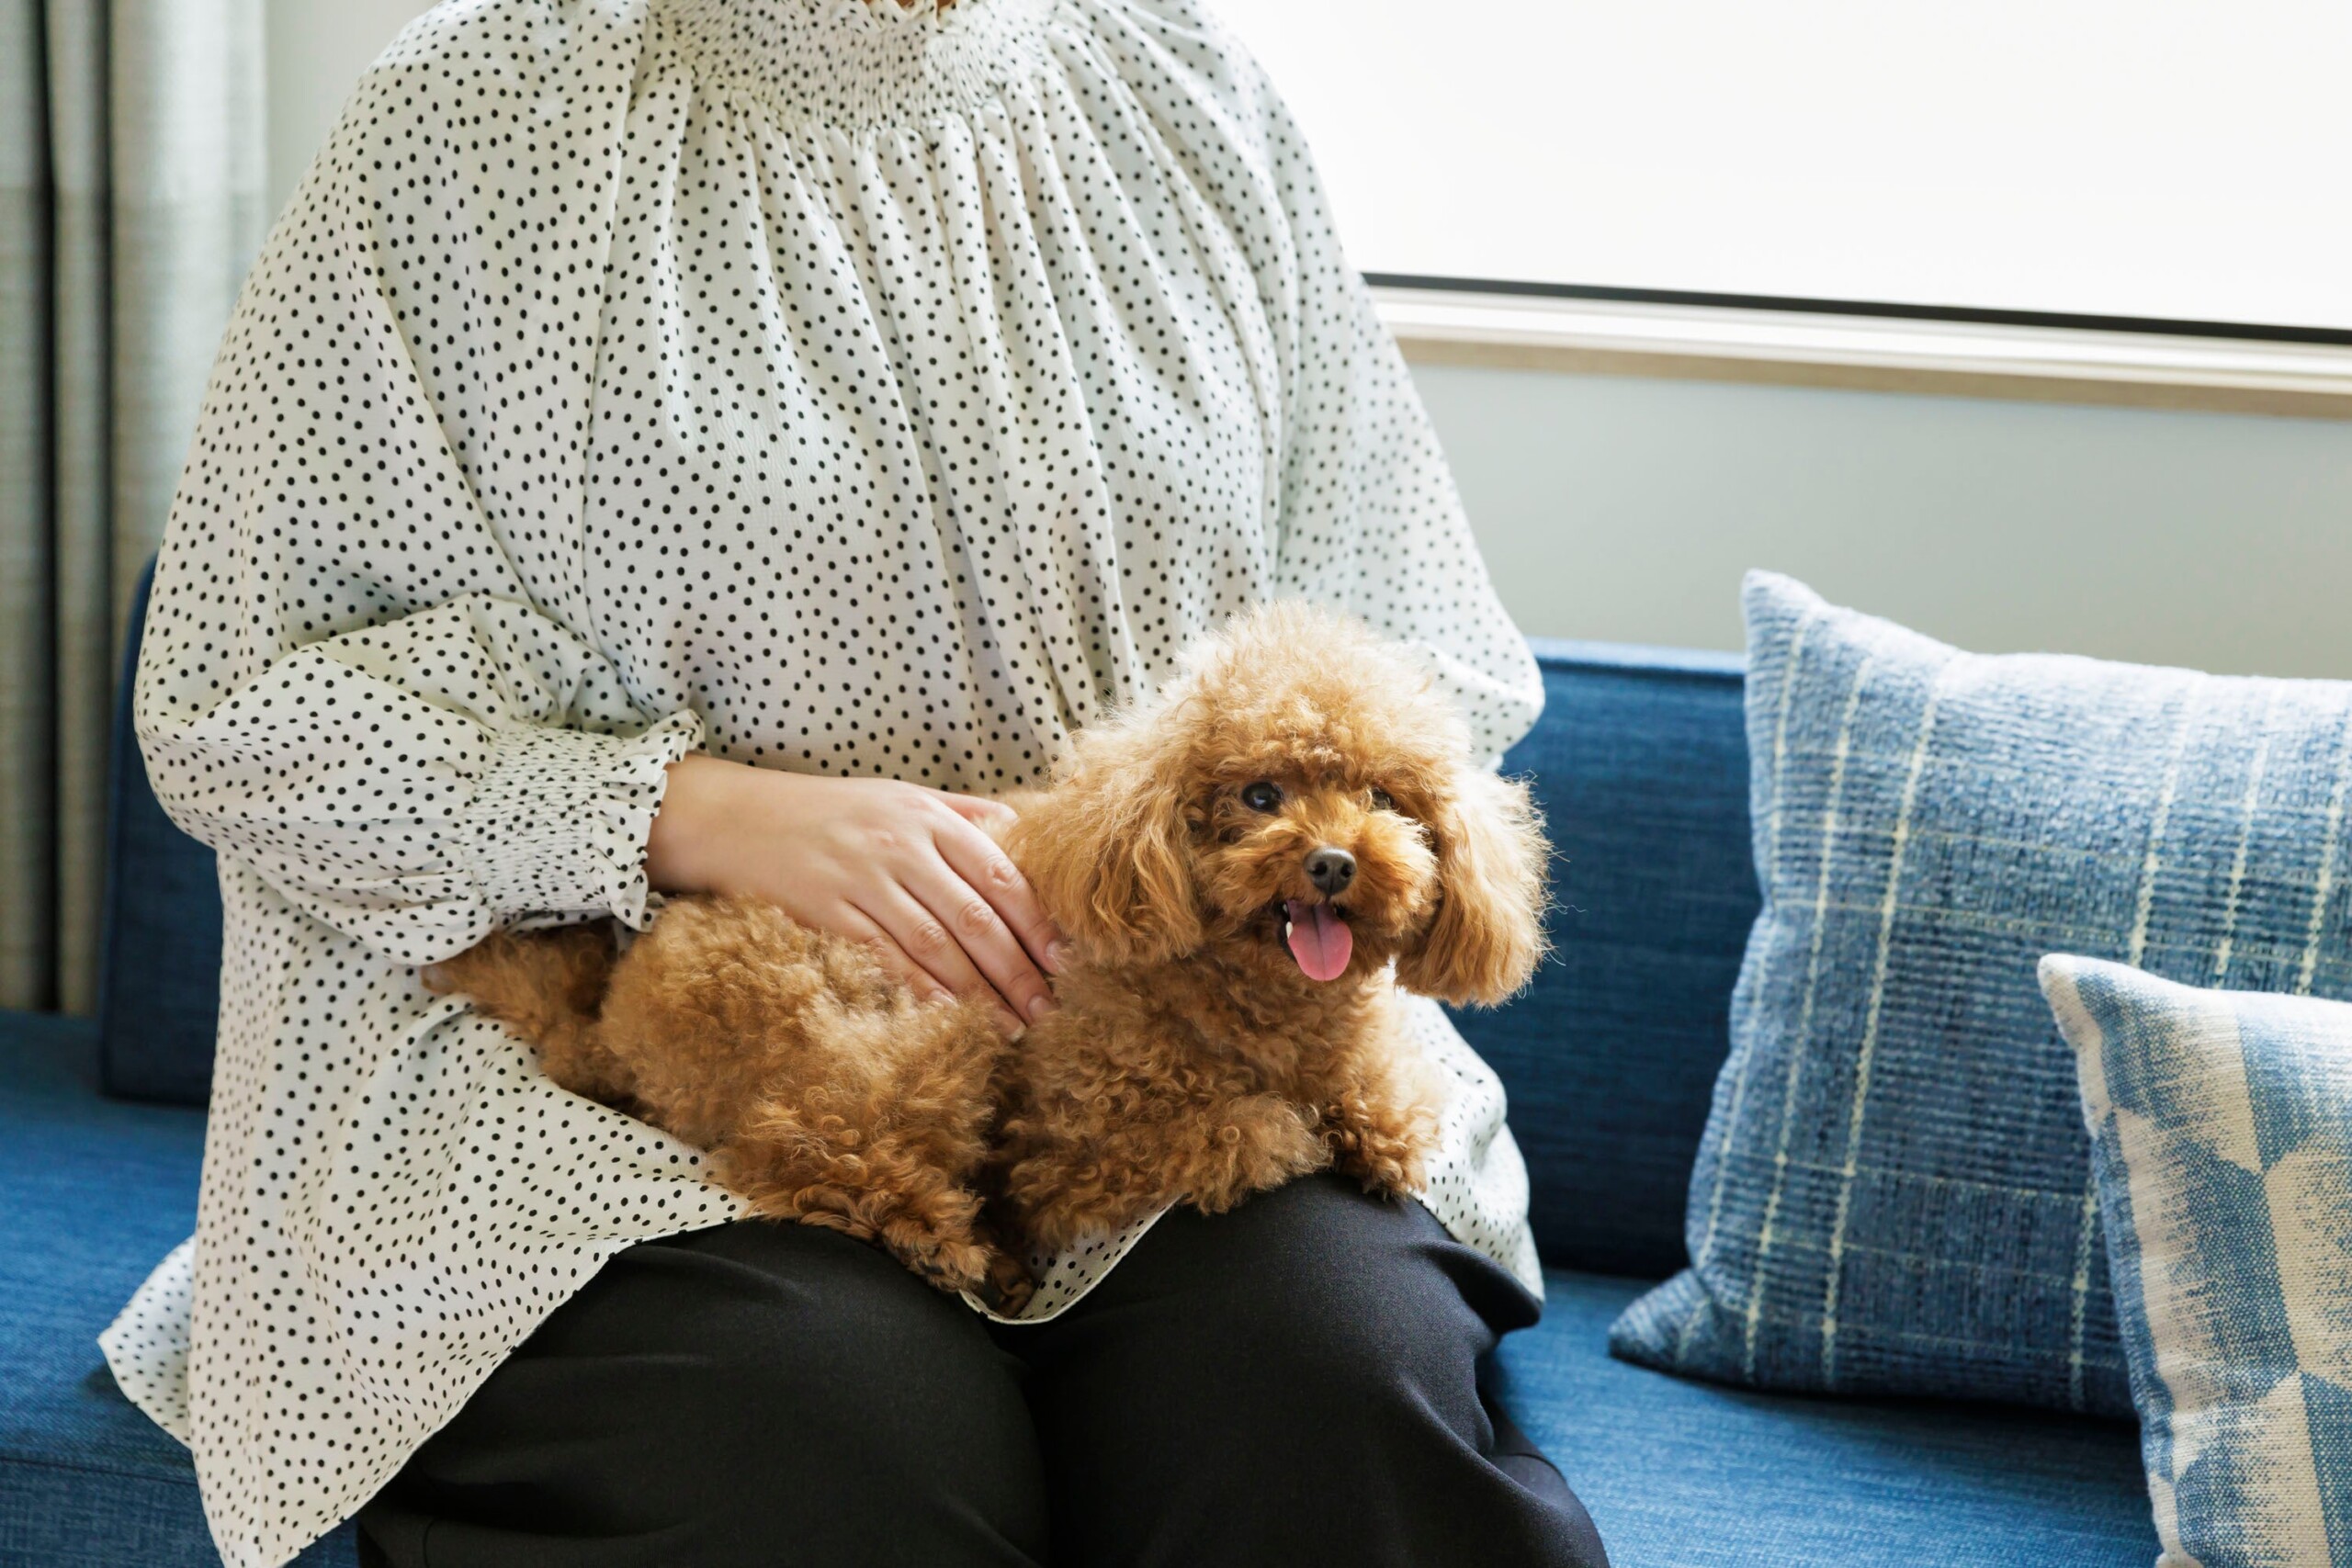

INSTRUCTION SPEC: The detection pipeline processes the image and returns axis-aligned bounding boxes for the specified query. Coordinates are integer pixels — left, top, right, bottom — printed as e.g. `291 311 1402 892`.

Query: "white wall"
1416 367 2352 676
262 4 2352 681
264 0 430 208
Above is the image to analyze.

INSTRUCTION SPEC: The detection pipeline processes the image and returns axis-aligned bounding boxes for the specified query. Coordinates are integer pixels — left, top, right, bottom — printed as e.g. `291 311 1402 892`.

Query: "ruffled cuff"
456 709 706 930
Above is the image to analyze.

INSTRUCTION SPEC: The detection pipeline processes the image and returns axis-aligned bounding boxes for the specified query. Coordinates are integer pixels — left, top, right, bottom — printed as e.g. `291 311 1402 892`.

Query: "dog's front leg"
995 1088 1328 1252
1317 1057 1441 1201
1174 1092 1331 1214
716 1122 1033 1308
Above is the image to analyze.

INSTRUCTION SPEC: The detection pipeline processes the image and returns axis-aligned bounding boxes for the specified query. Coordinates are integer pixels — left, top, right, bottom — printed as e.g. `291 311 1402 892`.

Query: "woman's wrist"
644 752 756 895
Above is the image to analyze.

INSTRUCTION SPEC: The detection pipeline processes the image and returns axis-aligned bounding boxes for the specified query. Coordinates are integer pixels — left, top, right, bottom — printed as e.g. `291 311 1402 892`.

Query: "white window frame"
1375 283 2352 420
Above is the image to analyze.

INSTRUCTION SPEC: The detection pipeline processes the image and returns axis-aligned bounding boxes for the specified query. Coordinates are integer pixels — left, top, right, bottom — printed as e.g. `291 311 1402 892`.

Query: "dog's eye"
1240 781 1283 813
1369 787 1396 814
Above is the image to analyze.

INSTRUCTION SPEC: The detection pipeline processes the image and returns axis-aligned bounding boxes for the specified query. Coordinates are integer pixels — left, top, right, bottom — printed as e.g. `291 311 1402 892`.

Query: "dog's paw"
1337 1132 1432 1200
974 1252 1037 1317
899 1234 1035 1315
1353 1156 1422 1200
887 1224 1008 1302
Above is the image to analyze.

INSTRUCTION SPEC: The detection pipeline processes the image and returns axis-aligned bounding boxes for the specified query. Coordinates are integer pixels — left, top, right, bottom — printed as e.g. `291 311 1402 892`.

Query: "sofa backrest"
96 565 224 1104
92 595 1764 1280
1451 641 1758 1280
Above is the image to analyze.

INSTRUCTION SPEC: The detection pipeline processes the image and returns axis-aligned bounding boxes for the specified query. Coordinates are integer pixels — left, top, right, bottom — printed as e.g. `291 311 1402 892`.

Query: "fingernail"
1045 941 1071 974
1026 991 1057 1022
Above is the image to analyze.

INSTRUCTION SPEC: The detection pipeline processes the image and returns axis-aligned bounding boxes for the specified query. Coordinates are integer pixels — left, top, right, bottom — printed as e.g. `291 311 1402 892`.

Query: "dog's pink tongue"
1283 899 1352 982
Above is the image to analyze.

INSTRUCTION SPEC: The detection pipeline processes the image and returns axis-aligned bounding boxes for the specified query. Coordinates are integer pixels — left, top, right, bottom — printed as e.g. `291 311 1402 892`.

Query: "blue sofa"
0 598 2159 1566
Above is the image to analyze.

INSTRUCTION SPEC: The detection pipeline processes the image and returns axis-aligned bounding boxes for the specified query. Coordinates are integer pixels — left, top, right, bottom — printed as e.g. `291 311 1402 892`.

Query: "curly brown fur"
992 602 1548 1248
428 898 1031 1308
426 603 1549 1308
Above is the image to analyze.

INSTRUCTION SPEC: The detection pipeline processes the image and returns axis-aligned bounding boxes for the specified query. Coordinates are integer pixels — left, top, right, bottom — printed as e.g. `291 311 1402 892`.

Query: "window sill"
1373 287 2352 420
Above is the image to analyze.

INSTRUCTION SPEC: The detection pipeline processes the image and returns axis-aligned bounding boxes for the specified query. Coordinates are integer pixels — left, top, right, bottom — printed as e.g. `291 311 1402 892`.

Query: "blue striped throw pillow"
2041 956 2352 1563
1610 572 2352 1414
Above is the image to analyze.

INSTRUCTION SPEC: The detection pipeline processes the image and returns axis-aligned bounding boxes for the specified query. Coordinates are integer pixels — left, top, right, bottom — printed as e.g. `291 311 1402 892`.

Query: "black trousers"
356 1175 1609 1567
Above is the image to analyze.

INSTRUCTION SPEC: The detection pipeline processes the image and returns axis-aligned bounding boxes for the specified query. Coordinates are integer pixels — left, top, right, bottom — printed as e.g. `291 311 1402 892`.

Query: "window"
1218 1 2352 337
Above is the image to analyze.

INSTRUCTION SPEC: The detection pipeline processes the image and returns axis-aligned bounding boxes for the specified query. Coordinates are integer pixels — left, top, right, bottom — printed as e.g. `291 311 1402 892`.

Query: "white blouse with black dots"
97 2 1546 1562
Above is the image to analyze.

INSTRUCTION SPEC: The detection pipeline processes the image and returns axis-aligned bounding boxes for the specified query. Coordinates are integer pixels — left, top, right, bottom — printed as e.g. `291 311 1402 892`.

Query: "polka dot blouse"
96 2 1546 1562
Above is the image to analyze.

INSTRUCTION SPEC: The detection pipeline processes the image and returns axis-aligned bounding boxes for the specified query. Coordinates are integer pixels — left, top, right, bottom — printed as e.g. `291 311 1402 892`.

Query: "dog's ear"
1008 729 1203 967
1395 766 1548 1007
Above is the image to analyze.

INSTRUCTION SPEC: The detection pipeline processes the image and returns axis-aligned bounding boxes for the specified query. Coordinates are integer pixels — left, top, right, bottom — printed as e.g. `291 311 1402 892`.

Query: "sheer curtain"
0 0 264 1011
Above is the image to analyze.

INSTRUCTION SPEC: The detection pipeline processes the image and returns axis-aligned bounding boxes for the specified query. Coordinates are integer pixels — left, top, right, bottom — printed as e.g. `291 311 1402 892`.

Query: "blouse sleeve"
1262 178 1543 762
1147 2 1545 761
132 0 693 968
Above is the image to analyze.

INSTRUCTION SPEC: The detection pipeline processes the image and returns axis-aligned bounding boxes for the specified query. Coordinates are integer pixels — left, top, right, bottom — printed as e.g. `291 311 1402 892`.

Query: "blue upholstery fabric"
0 1011 355 1565
1614 573 2352 1417
1454 640 1758 1279
2043 958 2352 1566
96 565 223 1106
1505 1270 2157 1567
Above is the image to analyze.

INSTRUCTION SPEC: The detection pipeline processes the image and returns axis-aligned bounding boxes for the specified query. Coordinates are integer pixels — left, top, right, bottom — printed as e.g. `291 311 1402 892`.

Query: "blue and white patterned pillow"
1611 572 2352 1414
2041 955 2352 1564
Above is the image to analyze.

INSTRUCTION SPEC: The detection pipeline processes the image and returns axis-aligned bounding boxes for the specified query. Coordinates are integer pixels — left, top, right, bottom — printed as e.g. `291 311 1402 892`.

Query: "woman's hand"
643 755 1065 1034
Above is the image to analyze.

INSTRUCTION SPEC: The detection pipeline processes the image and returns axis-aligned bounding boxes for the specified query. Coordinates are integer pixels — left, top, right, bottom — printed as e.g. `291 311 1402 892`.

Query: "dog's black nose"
1305 846 1356 896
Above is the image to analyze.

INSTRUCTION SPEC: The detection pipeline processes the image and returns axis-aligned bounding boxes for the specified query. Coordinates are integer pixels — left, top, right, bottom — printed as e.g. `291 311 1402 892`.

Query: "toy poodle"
425 603 1548 1314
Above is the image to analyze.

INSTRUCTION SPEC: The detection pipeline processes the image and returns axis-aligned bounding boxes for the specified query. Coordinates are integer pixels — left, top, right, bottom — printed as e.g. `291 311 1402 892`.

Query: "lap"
358 1221 1046 1568
1026 1168 1539 1343
1001 1173 1540 1443
999 1176 1600 1567
361 1179 1602 1568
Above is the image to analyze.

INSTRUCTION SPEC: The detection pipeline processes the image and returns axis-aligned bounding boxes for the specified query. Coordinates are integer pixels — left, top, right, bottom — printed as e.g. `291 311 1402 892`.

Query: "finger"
932 814 1067 978
855 887 1025 1036
900 845 1057 1025
830 905 958 1008
927 787 1018 832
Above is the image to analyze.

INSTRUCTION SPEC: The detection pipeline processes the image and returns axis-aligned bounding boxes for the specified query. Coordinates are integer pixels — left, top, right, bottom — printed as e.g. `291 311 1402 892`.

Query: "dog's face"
1010 604 1548 1007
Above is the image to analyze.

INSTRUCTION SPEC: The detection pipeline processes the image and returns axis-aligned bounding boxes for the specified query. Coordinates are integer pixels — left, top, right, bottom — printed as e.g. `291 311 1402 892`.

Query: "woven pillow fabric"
1610 572 2352 1414
2041 956 2352 1563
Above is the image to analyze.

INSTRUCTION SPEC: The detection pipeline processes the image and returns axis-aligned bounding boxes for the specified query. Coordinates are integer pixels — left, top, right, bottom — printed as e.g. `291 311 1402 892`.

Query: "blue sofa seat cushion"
1506 1272 2157 1567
